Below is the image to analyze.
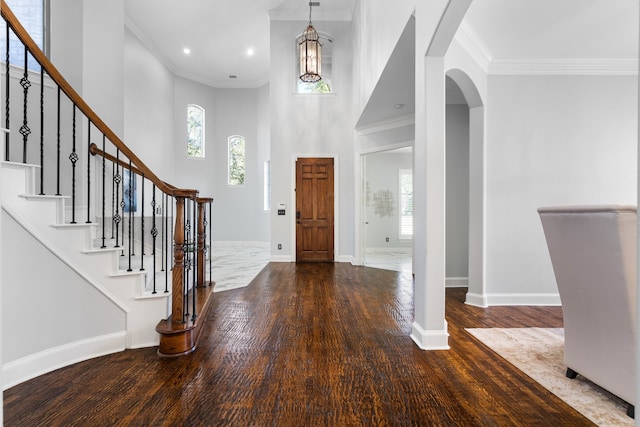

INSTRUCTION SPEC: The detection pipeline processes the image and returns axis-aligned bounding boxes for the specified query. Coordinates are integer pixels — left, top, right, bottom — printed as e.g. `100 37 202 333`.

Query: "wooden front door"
296 157 334 262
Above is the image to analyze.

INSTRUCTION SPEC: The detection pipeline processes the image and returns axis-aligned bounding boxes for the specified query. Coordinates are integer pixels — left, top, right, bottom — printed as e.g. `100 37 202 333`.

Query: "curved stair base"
156 283 215 357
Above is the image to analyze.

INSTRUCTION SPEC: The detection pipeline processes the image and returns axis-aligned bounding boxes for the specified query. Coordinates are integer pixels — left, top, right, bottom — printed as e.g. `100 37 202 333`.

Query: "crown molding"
268 11 353 22
125 16 177 76
453 20 493 72
489 58 638 76
455 20 638 76
356 114 415 136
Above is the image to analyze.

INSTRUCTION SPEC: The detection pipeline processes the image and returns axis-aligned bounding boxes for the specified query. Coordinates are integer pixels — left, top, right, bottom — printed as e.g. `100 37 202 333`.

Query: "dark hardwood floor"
4 263 592 426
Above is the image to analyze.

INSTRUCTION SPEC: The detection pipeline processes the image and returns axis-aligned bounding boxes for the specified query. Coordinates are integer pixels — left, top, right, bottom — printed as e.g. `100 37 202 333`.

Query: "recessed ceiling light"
183 47 191 55
246 48 255 57
394 103 404 109
229 75 238 79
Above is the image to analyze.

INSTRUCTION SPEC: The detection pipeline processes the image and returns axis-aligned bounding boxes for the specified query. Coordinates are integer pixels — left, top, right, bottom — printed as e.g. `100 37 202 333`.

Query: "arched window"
228 135 245 186
296 32 333 94
187 105 205 158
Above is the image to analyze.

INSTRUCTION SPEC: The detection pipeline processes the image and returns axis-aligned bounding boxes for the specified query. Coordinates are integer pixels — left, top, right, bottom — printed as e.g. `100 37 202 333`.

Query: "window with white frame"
228 135 245 186
4 0 47 71
187 104 205 158
399 169 413 239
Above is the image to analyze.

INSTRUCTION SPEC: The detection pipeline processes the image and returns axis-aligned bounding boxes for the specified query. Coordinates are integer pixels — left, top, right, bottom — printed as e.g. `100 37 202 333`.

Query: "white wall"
446 104 469 278
124 28 175 182
81 1 125 138
256 83 271 243
48 0 83 92
364 151 412 248
352 0 416 119
1 211 125 362
485 74 638 303
270 20 354 260
172 76 217 196
172 78 270 242
212 87 269 242
48 1 127 216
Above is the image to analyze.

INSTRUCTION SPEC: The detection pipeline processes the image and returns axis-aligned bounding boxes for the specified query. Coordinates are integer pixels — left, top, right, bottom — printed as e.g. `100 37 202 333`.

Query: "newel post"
157 192 214 357
172 196 186 322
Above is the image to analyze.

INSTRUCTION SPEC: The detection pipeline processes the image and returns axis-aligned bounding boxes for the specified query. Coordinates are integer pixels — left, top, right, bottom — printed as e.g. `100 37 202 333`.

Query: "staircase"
1 160 169 348
1 0 214 388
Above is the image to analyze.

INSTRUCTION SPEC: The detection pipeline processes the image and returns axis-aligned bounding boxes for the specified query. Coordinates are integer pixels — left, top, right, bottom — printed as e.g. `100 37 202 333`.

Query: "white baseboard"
485 293 562 306
213 241 269 247
410 321 450 350
3 331 126 390
445 277 468 288
464 292 488 308
270 255 293 262
335 255 353 263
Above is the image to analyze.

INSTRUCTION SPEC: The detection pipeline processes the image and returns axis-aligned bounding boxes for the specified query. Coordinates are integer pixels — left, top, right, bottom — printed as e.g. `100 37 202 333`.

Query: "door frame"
290 154 345 262
354 141 414 267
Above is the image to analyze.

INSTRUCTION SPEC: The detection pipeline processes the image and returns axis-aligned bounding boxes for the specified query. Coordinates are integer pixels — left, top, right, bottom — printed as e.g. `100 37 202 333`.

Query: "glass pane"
3 0 45 71
228 136 245 185
399 169 413 238
187 105 204 157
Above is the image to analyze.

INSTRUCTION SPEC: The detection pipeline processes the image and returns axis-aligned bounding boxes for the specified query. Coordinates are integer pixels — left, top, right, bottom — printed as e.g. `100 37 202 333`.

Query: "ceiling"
464 0 638 60
125 0 638 119
125 0 355 89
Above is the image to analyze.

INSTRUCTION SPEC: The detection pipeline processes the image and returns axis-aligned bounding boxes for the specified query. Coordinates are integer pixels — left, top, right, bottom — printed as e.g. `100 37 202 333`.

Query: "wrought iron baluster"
127 164 133 272
111 161 115 239
131 179 136 257
5 24 10 161
56 88 61 196
20 47 31 164
69 105 77 221
164 194 169 294
140 175 145 271
120 164 125 256
39 66 44 194
192 197 197 321
166 195 173 294
208 201 212 286
85 120 91 223
161 192 165 272
151 184 158 294
183 200 189 319
100 135 106 248
113 151 121 249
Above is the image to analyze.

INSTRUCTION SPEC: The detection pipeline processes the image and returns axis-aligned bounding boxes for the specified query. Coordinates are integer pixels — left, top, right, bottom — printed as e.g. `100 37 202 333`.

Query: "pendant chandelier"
299 2 322 83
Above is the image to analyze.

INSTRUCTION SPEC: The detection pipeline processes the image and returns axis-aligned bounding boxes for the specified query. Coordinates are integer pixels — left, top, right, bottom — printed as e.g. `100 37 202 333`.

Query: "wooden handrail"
0 0 187 198
89 143 198 199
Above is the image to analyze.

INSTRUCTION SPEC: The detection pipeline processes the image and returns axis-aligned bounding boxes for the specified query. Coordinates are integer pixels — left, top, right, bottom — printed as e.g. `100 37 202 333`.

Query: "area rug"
466 328 632 426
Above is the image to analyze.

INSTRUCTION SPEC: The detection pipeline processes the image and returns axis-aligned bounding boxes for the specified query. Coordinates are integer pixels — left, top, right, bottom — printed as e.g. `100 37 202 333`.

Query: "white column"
411 0 473 350
411 55 449 349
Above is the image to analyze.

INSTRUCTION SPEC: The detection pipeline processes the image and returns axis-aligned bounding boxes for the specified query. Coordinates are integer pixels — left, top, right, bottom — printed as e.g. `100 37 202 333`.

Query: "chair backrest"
538 205 636 404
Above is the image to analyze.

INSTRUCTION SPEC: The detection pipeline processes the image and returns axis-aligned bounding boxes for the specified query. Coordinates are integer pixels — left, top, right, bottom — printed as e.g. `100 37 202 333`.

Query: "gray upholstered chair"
538 205 636 418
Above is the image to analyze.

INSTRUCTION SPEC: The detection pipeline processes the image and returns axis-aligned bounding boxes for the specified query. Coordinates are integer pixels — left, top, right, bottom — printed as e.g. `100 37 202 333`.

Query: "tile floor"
208 243 413 293
364 247 413 274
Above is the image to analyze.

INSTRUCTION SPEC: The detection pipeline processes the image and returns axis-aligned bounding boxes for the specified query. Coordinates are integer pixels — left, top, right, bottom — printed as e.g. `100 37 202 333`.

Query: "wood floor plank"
4 263 593 426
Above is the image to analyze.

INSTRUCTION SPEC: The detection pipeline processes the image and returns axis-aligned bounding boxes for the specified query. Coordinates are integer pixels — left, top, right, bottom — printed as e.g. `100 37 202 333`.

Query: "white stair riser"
2 162 170 349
